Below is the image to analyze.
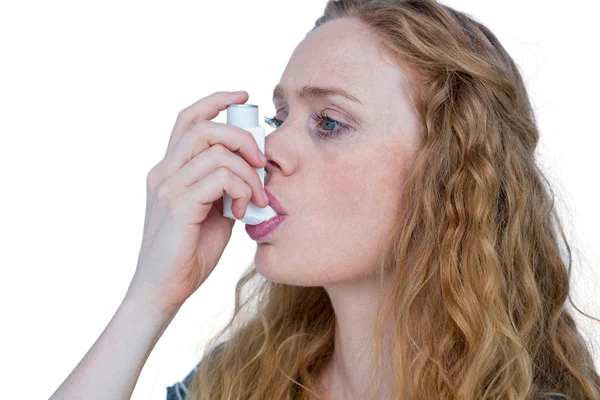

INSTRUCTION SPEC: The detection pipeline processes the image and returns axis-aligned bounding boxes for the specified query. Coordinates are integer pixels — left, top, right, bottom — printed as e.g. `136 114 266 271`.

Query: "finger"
165 144 269 208
181 167 253 221
170 119 265 166
153 120 267 186
166 91 249 154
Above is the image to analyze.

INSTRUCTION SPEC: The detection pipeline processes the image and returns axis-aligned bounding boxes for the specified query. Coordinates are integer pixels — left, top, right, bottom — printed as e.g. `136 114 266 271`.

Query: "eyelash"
264 111 351 140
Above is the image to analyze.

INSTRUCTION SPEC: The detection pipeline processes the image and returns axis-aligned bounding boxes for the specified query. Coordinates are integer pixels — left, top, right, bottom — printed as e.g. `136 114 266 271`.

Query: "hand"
126 91 269 312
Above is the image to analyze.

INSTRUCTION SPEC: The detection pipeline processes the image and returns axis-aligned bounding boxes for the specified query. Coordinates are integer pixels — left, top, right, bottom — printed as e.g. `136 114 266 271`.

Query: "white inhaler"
222 103 277 225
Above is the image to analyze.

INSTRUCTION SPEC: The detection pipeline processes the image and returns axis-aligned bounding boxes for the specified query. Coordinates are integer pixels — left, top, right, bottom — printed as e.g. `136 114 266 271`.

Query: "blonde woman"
50 1 600 399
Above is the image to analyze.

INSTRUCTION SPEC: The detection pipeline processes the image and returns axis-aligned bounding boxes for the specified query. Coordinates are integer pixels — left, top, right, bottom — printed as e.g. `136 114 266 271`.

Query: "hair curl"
185 1 600 399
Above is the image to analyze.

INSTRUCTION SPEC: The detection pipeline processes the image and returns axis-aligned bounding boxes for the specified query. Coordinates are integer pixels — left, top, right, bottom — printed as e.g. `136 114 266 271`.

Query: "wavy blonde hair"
185 1 600 399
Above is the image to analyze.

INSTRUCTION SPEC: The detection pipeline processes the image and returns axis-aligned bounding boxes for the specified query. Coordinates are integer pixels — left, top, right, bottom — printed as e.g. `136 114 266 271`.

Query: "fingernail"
257 149 266 162
263 190 269 203
232 91 246 95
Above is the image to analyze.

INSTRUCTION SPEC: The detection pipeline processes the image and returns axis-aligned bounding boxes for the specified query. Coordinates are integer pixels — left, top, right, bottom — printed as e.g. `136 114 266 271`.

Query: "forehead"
278 17 410 113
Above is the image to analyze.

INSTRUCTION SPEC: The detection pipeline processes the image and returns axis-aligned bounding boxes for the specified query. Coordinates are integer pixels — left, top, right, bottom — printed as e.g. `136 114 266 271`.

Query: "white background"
1 1 598 398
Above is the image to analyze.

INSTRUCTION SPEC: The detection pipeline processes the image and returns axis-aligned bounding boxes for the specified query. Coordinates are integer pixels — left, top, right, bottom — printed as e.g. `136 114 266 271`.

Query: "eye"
264 115 283 129
264 111 352 141
309 111 351 140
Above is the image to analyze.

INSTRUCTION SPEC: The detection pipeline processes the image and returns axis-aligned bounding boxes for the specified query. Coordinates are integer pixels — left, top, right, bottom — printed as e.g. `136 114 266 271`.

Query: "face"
254 17 421 286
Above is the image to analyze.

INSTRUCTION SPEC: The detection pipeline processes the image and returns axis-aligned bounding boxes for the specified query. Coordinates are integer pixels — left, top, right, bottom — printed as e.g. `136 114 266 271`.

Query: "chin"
253 254 322 287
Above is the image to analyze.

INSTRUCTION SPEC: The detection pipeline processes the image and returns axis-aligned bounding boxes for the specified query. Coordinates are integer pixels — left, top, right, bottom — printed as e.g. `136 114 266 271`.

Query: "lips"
245 214 287 240
264 188 287 215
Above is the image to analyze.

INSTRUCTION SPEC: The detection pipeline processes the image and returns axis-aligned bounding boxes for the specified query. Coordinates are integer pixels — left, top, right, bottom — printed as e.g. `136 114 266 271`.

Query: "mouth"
244 214 287 241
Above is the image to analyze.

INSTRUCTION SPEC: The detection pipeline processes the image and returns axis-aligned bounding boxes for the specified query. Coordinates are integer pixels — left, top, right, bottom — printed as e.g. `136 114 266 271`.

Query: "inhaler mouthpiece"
223 103 277 225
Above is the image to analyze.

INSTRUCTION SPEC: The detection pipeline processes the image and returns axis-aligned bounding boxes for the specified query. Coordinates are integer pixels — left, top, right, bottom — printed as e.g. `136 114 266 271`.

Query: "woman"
50 0 600 399
164 0 600 398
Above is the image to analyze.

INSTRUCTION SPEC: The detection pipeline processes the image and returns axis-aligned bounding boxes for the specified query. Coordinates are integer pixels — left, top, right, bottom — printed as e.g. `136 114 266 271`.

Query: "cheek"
260 156 404 284
318 155 399 239
318 160 370 218
321 150 397 202
306 168 396 281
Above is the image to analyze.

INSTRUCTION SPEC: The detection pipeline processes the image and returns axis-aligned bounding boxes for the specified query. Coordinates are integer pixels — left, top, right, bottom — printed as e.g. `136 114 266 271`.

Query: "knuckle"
244 129 256 143
146 165 161 189
176 108 191 123
191 119 209 131
216 167 232 184
210 143 228 156
241 130 257 149
146 171 156 189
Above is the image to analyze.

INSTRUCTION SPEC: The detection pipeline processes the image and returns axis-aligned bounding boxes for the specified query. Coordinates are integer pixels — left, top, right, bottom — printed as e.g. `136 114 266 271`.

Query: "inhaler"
222 104 277 225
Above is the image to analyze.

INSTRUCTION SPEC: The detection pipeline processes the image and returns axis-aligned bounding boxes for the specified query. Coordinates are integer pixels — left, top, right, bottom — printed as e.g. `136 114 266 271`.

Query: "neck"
318 277 394 399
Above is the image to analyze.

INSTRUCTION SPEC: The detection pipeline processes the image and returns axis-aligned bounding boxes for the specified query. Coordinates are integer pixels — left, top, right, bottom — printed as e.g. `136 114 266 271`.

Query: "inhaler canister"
223 104 277 225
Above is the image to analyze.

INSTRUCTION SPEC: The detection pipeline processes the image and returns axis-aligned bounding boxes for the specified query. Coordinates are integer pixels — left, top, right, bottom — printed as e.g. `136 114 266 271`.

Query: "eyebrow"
272 84 364 105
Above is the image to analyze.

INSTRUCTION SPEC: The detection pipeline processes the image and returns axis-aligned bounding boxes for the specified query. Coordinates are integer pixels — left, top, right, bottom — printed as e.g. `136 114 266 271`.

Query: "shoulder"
166 362 199 400
165 341 228 400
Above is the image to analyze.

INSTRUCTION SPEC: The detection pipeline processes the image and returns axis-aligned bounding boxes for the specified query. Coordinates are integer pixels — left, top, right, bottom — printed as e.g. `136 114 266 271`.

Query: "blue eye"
264 111 351 140
264 115 283 128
